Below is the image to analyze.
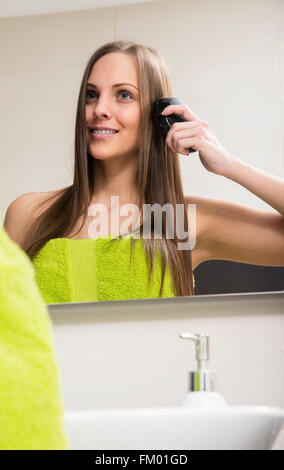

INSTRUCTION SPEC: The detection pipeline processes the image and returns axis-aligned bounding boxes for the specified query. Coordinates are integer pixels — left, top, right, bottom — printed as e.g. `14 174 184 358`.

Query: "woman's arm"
4 192 47 249
4 193 36 249
199 159 284 266
161 103 284 266
186 195 284 267
223 156 284 218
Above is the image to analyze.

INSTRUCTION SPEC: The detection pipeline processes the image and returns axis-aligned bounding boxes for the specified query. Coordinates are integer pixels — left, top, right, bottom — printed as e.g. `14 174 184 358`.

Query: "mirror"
1 0 284 300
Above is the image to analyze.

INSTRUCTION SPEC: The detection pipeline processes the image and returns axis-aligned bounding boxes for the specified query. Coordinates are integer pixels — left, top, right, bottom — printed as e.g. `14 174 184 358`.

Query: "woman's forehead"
89 52 138 87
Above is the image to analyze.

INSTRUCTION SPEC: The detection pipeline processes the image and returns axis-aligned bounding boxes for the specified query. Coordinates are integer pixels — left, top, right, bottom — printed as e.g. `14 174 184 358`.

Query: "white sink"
64 406 284 450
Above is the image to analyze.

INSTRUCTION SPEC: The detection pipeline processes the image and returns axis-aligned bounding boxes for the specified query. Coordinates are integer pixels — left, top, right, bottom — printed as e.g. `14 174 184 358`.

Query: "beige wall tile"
0 8 115 72
116 0 276 49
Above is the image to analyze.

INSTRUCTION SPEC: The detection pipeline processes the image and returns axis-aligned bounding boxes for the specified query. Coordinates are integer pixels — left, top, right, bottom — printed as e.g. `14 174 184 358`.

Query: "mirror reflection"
2 1 284 302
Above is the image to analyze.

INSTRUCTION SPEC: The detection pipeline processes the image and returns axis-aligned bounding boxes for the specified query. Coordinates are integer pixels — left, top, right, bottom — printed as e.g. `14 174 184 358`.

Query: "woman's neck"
91 157 140 205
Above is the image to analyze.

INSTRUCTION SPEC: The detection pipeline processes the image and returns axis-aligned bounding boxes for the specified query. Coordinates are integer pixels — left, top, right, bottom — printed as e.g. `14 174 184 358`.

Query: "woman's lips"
89 129 119 140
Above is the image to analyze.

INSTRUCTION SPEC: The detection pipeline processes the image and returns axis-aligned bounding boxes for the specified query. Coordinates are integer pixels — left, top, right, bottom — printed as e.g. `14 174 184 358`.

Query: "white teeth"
91 129 118 134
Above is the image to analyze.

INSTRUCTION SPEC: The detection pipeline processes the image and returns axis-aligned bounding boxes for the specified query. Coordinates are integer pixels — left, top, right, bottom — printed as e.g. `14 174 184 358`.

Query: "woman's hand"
161 104 235 176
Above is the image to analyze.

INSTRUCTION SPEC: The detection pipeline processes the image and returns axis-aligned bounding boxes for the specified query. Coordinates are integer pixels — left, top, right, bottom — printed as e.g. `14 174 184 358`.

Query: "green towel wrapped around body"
32 236 195 303
0 227 68 450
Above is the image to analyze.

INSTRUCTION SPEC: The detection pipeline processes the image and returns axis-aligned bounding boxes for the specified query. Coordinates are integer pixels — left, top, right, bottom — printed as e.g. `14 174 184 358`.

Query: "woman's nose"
93 95 111 119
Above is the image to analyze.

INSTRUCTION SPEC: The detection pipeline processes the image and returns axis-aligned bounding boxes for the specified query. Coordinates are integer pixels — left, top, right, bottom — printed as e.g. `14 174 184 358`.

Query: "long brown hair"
24 40 195 297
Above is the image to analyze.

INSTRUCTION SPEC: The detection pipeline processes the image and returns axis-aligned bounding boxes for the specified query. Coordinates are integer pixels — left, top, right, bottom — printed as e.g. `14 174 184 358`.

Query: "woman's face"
86 52 141 162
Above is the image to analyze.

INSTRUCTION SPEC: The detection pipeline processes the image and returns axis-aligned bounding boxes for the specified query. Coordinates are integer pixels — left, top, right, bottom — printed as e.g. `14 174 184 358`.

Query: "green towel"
0 227 69 450
32 237 195 303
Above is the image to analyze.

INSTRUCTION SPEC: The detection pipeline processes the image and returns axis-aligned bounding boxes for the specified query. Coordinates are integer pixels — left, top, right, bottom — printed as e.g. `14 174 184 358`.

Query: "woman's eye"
86 90 133 102
118 90 133 101
86 90 97 101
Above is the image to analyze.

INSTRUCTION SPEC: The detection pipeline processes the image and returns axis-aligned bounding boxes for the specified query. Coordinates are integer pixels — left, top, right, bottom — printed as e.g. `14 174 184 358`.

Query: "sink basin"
64 406 284 450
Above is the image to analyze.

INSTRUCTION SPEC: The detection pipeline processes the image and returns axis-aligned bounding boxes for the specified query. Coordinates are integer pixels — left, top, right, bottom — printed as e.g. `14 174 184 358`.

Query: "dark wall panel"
193 260 284 295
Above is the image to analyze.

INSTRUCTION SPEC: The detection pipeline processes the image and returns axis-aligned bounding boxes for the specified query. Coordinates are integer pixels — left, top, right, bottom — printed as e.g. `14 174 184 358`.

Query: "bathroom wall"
49 293 284 449
0 0 284 220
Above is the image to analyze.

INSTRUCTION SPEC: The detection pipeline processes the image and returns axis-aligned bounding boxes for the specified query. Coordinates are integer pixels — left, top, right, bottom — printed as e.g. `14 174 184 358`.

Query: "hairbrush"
153 97 196 153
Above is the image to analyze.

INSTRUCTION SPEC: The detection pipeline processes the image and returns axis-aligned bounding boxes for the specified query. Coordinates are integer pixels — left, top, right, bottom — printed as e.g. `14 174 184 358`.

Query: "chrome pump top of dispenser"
179 333 216 392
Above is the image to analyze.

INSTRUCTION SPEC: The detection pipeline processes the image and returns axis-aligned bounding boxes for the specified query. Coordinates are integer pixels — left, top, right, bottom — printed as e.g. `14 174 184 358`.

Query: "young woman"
4 40 284 303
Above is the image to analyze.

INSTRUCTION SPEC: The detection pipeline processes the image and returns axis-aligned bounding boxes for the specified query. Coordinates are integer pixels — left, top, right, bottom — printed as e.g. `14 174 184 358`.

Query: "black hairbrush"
153 97 196 154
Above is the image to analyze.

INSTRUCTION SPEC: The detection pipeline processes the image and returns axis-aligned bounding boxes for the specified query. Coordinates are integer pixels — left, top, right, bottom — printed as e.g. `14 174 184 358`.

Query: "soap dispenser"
180 333 228 410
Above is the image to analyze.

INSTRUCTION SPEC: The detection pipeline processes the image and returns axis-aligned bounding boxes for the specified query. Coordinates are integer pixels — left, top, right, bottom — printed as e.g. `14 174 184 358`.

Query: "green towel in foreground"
0 227 69 450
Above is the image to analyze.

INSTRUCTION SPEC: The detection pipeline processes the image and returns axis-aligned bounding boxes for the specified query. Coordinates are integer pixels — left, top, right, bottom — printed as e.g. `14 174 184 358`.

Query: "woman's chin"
89 151 122 161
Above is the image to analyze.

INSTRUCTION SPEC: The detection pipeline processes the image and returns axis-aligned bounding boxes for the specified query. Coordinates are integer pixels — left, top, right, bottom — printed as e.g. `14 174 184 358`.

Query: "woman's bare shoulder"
184 194 214 206
5 189 61 218
3 190 62 248
184 194 223 268
184 194 213 235
185 193 284 267
184 193 246 241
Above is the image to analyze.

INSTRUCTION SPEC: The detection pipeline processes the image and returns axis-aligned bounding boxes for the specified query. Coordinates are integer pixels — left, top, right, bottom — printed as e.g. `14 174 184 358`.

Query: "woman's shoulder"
184 194 214 236
184 193 246 239
3 190 62 249
184 194 230 264
184 194 216 207
184 193 234 225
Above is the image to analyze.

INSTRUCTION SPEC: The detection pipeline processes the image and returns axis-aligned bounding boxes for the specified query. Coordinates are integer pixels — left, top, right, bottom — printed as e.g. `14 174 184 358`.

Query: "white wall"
49 292 284 449
1 0 284 221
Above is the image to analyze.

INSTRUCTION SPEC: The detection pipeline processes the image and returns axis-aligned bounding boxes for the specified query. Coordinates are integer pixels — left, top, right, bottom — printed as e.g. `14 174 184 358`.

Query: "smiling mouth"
89 129 119 135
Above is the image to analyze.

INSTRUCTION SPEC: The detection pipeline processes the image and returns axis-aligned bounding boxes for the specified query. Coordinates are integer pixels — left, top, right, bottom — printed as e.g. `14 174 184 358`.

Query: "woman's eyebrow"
87 82 138 90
